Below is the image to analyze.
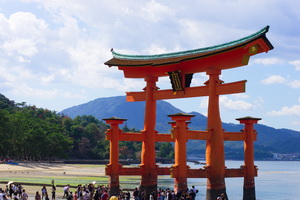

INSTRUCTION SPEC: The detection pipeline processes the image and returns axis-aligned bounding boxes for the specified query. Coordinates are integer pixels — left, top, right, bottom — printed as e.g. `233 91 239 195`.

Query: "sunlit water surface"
156 161 300 200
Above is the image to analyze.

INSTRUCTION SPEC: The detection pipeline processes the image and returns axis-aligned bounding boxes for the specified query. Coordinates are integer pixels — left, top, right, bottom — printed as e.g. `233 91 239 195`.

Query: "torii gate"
104 26 273 200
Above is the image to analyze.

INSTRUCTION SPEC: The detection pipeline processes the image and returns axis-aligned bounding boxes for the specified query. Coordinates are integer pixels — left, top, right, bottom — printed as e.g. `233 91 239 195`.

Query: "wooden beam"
126 80 246 102
155 133 174 142
119 132 144 141
187 130 211 140
223 132 245 141
216 80 246 95
225 168 246 177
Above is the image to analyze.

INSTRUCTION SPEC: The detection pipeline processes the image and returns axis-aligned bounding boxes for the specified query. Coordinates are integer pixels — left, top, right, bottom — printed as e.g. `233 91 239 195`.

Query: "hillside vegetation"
0 94 173 161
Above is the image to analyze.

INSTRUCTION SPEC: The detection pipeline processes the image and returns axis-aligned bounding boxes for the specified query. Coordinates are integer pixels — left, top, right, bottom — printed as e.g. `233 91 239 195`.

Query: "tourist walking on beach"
17 184 23 199
35 191 41 200
21 189 28 200
51 185 56 200
63 185 70 199
41 186 47 200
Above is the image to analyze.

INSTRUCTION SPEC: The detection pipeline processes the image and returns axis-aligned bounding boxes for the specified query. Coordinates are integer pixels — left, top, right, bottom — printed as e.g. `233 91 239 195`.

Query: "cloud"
267 105 300 117
287 80 300 89
3 38 38 57
253 57 283 65
140 0 174 22
261 75 300 89
261 75 287 85
289 60 300 71
220 96 254 111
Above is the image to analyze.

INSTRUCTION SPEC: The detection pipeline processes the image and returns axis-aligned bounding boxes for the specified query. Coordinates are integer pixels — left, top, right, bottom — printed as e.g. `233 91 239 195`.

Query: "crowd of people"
0 184 28 200
0 183 226 200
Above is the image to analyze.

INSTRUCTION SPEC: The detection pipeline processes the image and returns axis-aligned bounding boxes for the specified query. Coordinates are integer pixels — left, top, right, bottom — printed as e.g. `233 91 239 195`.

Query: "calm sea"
157 161 300 200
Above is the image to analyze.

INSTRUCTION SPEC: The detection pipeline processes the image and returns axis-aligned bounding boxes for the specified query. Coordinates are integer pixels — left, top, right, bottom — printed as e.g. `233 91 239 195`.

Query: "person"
13 192 18 200
21 190 28 200
100 190 108 200
41 186 47 200
67 192 73 200
0 189 4 200
188 189 195 200
63 185 69 199
74 191 78 200
18 185 23 199
133 188 139 200
83 190 89 200
125 191 130 200
93 190 99 200
35 191 41 200
45 193 50 200
51 185 56 200
217 193 226 200
191 186 197 194
109 194 118 200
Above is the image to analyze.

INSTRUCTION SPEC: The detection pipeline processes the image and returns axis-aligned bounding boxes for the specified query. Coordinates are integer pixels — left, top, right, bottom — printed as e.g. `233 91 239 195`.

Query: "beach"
0 162 107 199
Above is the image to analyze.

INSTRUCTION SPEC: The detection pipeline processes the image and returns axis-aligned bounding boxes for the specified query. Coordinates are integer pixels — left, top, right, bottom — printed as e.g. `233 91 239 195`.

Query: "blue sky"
0 0 299 131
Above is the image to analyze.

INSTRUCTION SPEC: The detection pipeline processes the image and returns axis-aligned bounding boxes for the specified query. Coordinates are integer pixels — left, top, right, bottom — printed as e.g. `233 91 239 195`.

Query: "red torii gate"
104 26 273 200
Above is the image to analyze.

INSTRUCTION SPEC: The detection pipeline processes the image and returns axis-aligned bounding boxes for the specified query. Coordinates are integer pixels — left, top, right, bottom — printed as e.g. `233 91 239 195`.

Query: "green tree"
156 142 174 159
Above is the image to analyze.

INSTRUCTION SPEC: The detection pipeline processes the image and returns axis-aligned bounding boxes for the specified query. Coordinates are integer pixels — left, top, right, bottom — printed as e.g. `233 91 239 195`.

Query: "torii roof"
104 26 273 78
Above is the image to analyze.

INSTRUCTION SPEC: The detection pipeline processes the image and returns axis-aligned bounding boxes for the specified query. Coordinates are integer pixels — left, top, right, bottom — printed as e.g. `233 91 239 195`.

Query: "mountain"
61 96 300 159
61 96 183 133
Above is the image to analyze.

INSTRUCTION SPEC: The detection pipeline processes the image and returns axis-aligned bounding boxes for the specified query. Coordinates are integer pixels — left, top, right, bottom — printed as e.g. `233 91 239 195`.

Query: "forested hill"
0 94 173 161
61 96 300 159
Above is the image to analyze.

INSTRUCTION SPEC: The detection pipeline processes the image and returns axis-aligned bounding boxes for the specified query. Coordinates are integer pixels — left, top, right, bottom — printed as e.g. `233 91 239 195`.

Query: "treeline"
0 94 174 161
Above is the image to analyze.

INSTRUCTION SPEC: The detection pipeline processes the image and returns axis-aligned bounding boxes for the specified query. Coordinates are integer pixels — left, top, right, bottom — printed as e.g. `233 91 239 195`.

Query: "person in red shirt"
101 190 108 200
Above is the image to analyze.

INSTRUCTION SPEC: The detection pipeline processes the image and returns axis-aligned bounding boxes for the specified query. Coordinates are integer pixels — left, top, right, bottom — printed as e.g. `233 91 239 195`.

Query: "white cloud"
220 96 254 111
10 83 86 100
3 38 38 57
267 105 300 117
289 60 300 71
261 75 300 89
253 57 283 65
140 0 174 22
261 75 287 85
288 80 300 89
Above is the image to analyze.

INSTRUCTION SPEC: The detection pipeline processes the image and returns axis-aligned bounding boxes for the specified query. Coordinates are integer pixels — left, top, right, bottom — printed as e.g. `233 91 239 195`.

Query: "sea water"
158 161 300 200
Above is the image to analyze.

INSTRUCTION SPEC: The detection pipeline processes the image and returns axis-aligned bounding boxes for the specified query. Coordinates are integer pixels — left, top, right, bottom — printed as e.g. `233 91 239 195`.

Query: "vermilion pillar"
236 116 261 200
140 75 158 196
168 113 194 193
103 117 127 197
205 69 227 200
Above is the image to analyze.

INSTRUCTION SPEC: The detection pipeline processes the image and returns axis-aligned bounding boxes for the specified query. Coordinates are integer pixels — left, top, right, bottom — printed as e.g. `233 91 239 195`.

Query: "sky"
0 0 299 131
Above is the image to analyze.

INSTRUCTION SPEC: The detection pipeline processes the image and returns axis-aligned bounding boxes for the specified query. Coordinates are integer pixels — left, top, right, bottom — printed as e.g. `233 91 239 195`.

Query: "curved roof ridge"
111 26 270 60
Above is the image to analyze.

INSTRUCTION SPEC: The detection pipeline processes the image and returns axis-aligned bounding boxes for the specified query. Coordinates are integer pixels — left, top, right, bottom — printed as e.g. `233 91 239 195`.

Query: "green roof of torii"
108 26 273 61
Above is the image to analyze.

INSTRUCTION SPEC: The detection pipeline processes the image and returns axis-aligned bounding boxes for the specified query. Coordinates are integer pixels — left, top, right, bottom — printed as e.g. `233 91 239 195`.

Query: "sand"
0 162 107 199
